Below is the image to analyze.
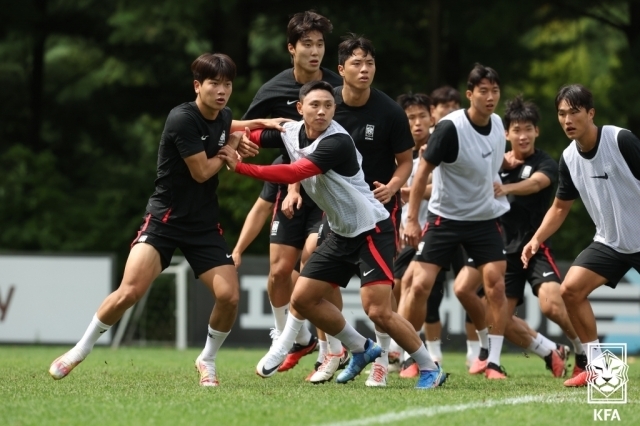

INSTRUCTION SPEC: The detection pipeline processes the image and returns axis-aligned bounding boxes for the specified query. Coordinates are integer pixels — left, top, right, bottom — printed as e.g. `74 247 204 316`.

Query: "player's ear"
338 65 345 77
296 100 303 116
193 80 201 95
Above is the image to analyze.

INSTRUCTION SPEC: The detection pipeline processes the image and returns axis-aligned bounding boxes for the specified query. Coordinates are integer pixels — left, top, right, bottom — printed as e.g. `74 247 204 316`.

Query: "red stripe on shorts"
131 213 152 247
389 195 399 249
366 235 393 281
435 216 441 226
161 208 172 223
540 242 562 279
270 189 282 226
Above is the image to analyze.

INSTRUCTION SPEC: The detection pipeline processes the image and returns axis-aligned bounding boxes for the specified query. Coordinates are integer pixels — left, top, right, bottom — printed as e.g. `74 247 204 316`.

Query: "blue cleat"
336 339 381 384
415 364 447 389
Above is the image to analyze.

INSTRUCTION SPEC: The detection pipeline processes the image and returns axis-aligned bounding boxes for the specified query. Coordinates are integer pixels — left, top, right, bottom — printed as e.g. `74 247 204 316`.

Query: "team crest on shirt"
218 131 226 146
271 221 279 236
365 124 375 140
520 165 533 179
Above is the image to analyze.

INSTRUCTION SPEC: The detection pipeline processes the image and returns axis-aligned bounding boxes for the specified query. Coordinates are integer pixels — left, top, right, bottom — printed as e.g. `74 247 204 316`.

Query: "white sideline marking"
320 393 580 426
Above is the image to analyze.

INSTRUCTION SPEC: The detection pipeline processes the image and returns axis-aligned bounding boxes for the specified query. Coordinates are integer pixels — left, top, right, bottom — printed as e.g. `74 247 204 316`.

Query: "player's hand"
281 186 302 219
226 131 244 150
373 181 393 205
262 118 293 132
502 151 524 170
403 219 422 249
217 145 239 171
494 182 507 197
521 238 540 268
237 127 259 158
231 250 242 269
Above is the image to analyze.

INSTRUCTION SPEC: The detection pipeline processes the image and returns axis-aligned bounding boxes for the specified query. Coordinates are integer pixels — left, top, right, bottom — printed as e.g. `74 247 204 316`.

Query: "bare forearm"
388 161 413 194
231 119 269 132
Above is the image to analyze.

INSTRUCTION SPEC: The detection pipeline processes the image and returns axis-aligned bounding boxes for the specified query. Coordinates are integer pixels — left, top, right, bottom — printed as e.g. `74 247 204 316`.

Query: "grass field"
1 346 638 425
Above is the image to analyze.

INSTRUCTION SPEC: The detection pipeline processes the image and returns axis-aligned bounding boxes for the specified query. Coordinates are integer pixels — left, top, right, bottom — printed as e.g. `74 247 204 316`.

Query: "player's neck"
575 124 598 152
513 148 534 161
293 67 323 84
195 97 220 120
466 107 490 127
341 85 370 107
413 135 428 150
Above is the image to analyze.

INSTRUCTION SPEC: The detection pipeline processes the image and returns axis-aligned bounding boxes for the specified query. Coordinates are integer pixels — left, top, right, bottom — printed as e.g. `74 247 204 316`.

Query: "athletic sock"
476 328 489 349
317 340 328 363
326 334 343 355
275 314 305 353
571 337 585 355
528 337 551 358
586 339 602 364
467 340 481 362
334 323 366 353
270 303 289 333
389 338 402 355
200 326 230 361
411 345 438 371
294 321 313 345
74 314 111 359
374 330 391 367
536 332 557 352
487 334 504 366
426 340 443 362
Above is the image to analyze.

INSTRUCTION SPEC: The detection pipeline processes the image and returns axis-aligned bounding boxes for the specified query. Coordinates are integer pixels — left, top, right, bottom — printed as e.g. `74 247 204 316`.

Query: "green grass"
1 346 638 425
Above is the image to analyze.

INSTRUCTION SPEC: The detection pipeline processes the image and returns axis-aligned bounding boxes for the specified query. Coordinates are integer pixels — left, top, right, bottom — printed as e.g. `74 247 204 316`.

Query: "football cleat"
416 364 447 389
336 339 381 384
485 362 507 380
544 349 567 378
195 355 219 387
277 336 318 372
365 362 388 387
49 349 84 380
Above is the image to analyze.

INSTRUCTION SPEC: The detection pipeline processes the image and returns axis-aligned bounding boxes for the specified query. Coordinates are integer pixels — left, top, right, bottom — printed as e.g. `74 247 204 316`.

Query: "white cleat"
49 349 84 380
310 352 343 384
256 346 288 378
365 362 388 387
195 355 219 387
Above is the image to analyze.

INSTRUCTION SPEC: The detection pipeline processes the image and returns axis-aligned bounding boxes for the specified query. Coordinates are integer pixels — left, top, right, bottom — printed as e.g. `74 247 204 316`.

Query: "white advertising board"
0 255 113 344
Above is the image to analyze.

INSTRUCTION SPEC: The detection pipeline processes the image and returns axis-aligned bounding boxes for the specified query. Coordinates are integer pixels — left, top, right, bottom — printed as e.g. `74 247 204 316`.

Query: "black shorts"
503 243 562 306
301 218 396 288
572 241 640 288
393 245 447 283
269 195 323 250
414 213 506 268
131 213 233 277
317 192 402 250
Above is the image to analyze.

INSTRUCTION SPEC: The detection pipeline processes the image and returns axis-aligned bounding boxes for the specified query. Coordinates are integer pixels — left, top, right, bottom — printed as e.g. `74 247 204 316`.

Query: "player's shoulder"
166 102 198 126
490 113 505 129
256 69 296 93
370 88 404 113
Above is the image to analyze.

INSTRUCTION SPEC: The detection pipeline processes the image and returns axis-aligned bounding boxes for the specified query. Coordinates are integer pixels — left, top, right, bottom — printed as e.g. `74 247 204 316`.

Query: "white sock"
317 340 328 363
271 303 289 333
334 323 366 353
389 338 402 355
294 322 313 345
487 334 504 366
476 328 489 349
74 314 111 359
200 326 230 361
275 314 305 352
536 332 557 351
426 340 442 362
466 340 481 362
411 345 438 371
528 337 551 358
326 334 343 355
571 337 585 355
374 330 391 367
586 339 602 364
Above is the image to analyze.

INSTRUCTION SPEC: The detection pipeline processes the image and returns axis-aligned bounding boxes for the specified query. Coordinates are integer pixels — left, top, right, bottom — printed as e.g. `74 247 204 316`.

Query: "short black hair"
503 95 540 130
396 93 431 111
338 34 375 66
191 53 236 83
430 86 461 107
467 63 500 90
299 80 335 101
287 10 333 47
555 84 594 112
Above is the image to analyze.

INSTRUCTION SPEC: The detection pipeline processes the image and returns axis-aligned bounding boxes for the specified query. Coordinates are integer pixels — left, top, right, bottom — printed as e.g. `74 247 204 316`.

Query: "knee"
484 280 506 303
410 281 432 301
366 305 392 326
216 286 239 309
270 260 294 282
114 284 145 308
560 282 581 305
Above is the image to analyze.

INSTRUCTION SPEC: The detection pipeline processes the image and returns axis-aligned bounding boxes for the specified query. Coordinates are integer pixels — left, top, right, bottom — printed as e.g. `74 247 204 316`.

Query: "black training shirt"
333 87 414 189
147 102 231 226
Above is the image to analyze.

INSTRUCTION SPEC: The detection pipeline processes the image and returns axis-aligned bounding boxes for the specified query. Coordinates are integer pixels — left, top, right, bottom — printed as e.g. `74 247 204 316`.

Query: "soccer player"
522 84 640 387
242 11 343 369
402 64 511 380
48 53 286 386
219 80 446 389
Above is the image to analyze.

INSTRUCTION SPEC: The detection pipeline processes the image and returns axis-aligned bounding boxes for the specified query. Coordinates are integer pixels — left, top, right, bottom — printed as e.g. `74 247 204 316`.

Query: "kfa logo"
587 343 628 405
593 409 621 421
365 124 375 140
271 221 279 236
218 131 226 146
